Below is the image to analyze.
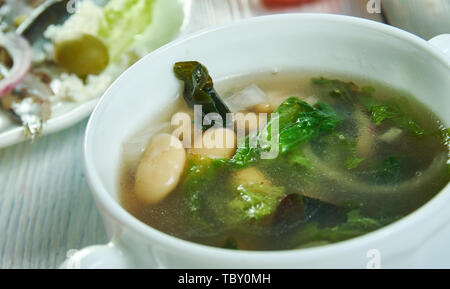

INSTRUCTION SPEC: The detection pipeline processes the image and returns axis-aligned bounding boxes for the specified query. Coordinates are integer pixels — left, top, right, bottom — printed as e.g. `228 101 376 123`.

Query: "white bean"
233 112 268 136
135 133 186 204
252 102 272 114
189 127 236 159
233 167 272 187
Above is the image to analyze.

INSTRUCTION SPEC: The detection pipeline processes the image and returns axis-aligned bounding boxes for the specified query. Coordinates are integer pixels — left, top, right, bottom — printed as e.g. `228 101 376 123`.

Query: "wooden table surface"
0 119 107 269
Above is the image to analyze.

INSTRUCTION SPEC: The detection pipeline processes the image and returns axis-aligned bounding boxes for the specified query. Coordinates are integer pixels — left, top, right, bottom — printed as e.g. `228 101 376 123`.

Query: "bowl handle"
429 34 450 59
59 239 136 269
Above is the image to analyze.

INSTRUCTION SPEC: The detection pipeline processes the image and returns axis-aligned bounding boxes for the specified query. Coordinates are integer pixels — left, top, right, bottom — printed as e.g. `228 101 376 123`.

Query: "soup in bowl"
120 63 448 251
71 14 450 268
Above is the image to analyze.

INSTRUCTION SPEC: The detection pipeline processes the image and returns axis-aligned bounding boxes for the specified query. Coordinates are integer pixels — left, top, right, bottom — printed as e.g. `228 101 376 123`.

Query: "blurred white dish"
383 0 450 40
0 0 185 148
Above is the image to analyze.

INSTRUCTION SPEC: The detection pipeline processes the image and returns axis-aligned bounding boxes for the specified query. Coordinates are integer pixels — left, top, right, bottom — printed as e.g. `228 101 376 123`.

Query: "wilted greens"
312 77 425 136
230 97 342 167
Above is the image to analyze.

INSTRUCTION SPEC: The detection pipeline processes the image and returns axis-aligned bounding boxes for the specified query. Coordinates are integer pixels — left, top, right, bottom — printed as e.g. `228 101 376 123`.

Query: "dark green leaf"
312 77 425 136
285 146 312 168
230 98 341 167
222 237 239 250
291 210 385 247
369 103 424 136
229 98 341 168
364 156 402 184
182 156 221 214
174 61 230 130
312 77 359 101
230 137 259 168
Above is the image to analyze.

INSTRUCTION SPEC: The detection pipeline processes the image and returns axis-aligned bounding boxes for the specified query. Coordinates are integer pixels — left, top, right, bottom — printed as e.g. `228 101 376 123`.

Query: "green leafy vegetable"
312 77 359 101
97 0 183 63
231 98 342 167
345 157 365 170
337 210 383 232
291 210 385 247
181 156 221 215
264 98 341 153
229 136 259 168
99 0 156 61
311 132 364 170
356 156 402 185
285 146 312 168
173 61 230 129
317 210 383 243
227 183 286 222
369 103 424 136
312 77 424 136
181 154 287 228
370 103 399 125
373 156 401 184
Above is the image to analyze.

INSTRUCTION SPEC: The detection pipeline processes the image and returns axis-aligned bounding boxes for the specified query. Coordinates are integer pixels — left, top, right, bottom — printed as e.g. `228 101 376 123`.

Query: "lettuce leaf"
345 157 365 170
312 77 425 136
312 77 359 101
291 210 389 248
231 97 342 167
99 0 156 61
369 103 424 136
182 156 222 215
227 183 286 222
98 0 183 62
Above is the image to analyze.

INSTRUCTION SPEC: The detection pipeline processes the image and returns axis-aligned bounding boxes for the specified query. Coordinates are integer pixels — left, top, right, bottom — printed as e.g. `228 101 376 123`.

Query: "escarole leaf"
369 103 424 136
230 136 259 168
291 210 389 248
312 77 424 136
312 77 359 101
227 183 286 223
263 98 341 154
181 155 221 215
285 146 312 168
345 157 365 170
371 156 402 184
174 61 230 130
231 97 342 167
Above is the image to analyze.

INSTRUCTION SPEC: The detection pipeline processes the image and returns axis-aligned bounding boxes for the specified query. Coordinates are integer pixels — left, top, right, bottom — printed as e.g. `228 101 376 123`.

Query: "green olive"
54 33 109 77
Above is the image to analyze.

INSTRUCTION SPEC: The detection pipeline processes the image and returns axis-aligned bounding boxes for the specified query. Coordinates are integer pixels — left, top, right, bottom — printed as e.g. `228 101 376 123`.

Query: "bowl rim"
84 13 450 262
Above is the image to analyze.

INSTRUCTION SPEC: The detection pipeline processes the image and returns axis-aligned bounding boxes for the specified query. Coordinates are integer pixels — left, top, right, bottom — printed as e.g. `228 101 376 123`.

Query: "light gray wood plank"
0 120 107 269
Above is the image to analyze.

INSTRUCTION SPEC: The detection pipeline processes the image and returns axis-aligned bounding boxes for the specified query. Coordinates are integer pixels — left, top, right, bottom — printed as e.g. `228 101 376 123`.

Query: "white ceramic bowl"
65 14 450 268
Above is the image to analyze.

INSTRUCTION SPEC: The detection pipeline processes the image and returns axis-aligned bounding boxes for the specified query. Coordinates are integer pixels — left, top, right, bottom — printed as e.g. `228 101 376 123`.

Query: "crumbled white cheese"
11 97 44 137
44 1 104 43
50 71 112 102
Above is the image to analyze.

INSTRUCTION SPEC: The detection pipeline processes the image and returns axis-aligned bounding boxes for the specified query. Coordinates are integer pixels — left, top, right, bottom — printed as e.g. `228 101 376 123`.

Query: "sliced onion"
20 73 54 100
379 127 403 143
0 33 32 97
122 122 172 165
354 106 376 159
225 84 268 112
